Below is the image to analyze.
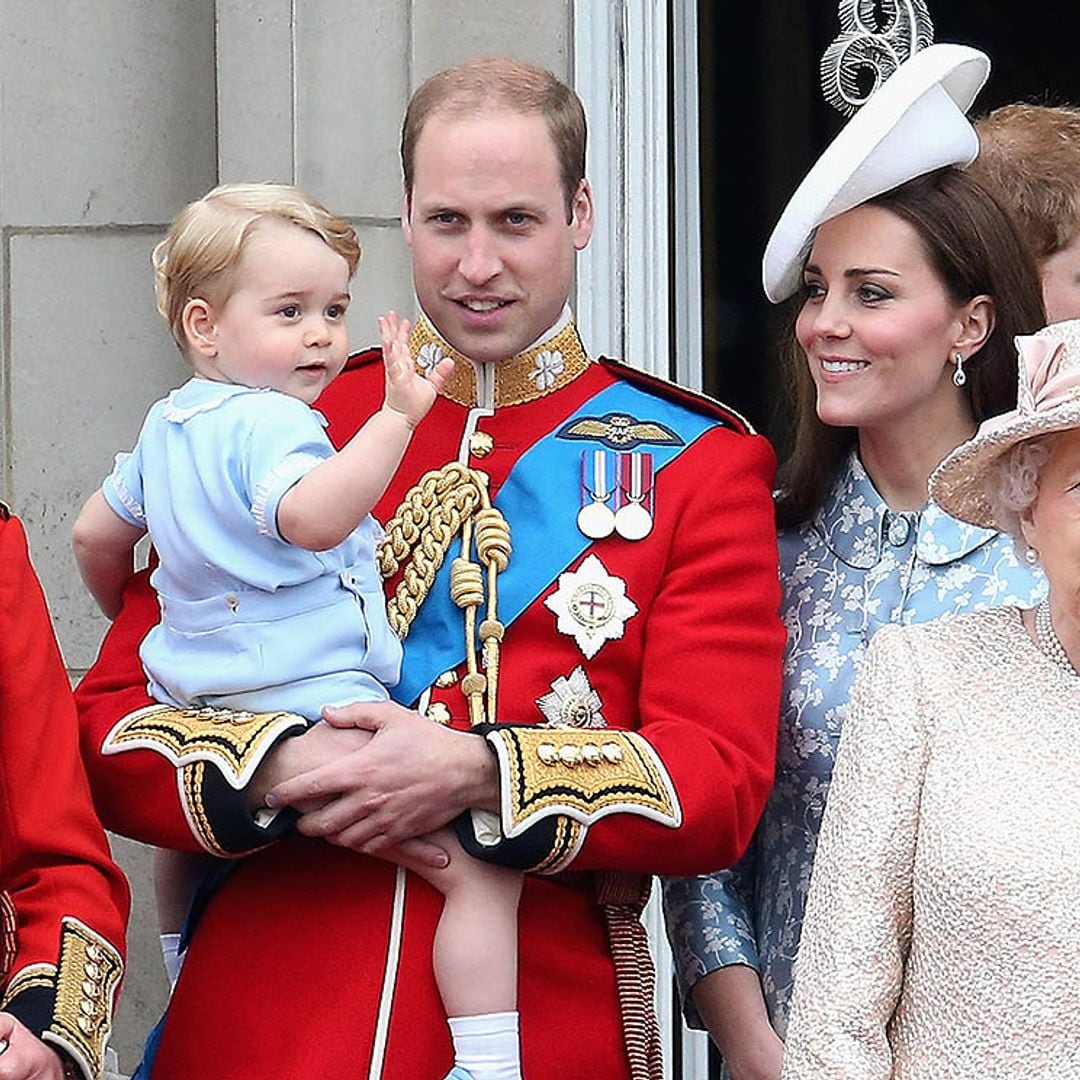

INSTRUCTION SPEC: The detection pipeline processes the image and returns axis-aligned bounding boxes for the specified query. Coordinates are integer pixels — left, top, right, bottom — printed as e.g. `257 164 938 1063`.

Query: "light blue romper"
102 377 402 720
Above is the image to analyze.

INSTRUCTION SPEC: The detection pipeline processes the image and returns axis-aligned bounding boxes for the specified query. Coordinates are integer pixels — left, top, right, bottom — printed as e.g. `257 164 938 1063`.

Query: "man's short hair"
971 103 1080 260
401 57 587 219
153 182 361 349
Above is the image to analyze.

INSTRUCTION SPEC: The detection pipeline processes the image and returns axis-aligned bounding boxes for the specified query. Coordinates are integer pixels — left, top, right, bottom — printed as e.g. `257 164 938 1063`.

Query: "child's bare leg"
153 847 215 987
412 826 523 1080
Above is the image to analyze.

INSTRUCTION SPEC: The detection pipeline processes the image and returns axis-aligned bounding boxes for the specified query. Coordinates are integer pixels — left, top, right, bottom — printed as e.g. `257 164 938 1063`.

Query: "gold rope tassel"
378 462 511 725
596 872 664 1080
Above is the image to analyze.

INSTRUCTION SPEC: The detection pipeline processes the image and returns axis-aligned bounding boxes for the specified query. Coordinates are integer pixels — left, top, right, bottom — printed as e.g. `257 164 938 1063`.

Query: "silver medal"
614 501 653 540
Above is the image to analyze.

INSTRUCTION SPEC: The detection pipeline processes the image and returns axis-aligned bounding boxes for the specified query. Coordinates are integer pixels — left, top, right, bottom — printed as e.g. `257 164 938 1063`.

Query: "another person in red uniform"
0 507 128 1079
75 57 784 1079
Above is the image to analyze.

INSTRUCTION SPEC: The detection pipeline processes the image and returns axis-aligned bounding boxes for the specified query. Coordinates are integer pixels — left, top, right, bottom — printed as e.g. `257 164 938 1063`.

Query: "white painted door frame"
573 0 703 390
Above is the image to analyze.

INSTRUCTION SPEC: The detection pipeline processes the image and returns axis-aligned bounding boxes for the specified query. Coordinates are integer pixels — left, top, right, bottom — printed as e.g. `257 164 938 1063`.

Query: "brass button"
469 431 494 458
601 743 624 764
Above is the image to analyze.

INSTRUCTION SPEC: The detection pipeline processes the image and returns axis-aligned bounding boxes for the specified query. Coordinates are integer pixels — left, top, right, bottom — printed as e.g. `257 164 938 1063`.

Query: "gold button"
559 744 582 767
425 702 452 726
434 670 459 688
582 742 602 766
469 431 494 458
601 743 624 764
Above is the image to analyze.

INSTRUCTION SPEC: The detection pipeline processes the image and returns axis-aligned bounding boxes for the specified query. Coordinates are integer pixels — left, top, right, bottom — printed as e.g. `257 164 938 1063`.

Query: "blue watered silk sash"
391 380 720 706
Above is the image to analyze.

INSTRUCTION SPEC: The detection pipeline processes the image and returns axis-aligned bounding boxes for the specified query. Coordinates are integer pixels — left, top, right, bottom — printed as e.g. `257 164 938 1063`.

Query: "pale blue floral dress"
662 451 1045 1039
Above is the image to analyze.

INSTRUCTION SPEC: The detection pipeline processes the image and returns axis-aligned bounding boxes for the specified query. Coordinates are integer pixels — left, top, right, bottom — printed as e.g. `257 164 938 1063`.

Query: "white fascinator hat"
762 42 990 303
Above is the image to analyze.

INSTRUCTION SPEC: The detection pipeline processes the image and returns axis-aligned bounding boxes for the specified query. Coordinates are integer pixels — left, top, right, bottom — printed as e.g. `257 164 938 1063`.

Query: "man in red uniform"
76 58 783 1079
1 507 128 1080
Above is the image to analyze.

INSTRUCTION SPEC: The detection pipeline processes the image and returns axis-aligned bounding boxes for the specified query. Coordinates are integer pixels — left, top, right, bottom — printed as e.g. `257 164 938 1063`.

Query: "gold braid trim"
2 962 55 1006
486 728 683 838
0 891 16 983
47 919 123 1080
410 316 592 408
378 463 511 726
102 703 307 790
528 817 585 875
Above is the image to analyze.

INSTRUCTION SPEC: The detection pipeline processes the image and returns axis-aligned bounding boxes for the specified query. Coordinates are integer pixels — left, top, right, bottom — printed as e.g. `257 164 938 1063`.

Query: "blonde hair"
153 182 361 348
401 57 586 219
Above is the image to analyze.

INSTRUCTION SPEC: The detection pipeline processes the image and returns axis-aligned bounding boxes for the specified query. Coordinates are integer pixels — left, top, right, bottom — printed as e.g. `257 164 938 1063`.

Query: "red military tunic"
76 319 783 1079
1 511 128 1080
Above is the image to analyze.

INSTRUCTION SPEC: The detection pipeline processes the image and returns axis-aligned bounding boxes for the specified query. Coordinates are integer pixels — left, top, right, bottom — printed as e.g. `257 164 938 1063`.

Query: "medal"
577 450 616 539
613 452 654 540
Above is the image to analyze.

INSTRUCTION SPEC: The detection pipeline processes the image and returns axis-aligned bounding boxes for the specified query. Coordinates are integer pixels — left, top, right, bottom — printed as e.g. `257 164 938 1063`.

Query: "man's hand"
266 700 499 857
379 311 454 428
0 1014 66 1079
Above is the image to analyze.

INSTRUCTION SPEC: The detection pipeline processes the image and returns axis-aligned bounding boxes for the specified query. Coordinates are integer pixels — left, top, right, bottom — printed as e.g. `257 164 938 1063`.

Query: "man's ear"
182 297 218 358
570 179 594 251
401 192 414 247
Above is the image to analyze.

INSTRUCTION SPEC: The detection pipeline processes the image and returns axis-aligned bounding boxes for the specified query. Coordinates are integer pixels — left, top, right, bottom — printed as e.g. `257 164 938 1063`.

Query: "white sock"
447 1011 521 1080
159 932 185 989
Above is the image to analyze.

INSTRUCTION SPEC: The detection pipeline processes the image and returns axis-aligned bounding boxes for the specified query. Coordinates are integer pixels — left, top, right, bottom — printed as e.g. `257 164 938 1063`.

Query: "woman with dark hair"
664 45 1046 1080
0 507 128 1079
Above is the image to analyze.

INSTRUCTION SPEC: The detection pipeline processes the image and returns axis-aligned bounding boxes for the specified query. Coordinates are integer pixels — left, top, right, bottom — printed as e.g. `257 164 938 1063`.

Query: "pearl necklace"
1035 599 1079 676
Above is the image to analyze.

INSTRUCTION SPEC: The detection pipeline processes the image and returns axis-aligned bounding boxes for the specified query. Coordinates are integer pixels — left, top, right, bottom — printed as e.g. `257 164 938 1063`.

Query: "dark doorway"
698 1 1080 458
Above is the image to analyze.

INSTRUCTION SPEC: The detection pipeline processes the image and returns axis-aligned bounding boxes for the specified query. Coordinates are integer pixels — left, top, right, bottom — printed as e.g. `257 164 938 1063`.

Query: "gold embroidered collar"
409 315 592 408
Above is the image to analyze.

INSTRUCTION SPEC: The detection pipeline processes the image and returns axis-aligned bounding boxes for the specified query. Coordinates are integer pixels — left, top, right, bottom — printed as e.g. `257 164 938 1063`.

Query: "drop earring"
952 352 967 387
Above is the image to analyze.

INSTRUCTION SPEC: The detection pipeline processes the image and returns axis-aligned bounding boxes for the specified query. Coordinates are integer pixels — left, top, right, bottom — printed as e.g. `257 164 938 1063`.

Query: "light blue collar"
815 451 998 569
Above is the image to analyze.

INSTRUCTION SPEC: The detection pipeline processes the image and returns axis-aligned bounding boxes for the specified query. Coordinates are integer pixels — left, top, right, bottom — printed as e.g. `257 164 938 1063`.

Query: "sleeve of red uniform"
462 429 784 876
74 564 305 857
0 514 128 1079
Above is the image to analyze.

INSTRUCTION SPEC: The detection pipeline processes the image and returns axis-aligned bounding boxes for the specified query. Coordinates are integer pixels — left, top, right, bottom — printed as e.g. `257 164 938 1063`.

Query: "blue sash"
391 380 720 705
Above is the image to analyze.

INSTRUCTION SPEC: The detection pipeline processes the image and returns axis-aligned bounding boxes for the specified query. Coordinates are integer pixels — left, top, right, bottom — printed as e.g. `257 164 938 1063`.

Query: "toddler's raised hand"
379 311 454 428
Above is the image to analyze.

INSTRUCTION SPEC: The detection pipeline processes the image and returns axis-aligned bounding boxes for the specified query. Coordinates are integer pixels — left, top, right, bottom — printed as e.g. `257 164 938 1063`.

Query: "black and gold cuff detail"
480 725 682 838
182 760 299 857
103 703 309 789
3 920 122 1080
453 809 585 874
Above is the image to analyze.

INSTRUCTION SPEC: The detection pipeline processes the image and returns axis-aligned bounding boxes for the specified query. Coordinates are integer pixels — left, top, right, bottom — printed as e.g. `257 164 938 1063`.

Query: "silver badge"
543 553 639 659
536 665 607 728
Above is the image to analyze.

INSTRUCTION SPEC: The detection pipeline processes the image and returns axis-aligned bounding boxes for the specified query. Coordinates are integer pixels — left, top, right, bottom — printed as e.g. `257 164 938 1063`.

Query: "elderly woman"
0 508 128 1079
781 319 1080 1078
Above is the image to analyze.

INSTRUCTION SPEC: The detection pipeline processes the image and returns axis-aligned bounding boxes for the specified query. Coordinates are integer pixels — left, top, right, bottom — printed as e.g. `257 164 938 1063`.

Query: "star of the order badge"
543 553 639 659
536 665 607 728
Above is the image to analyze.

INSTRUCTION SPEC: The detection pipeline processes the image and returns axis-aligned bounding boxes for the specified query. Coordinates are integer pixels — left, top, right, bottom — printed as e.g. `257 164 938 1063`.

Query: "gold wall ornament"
378 462 511 726
821 0 934 116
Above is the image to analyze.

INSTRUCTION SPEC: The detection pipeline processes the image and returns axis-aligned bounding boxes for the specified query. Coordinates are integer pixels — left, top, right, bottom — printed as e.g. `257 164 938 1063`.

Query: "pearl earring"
952 352 967 387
